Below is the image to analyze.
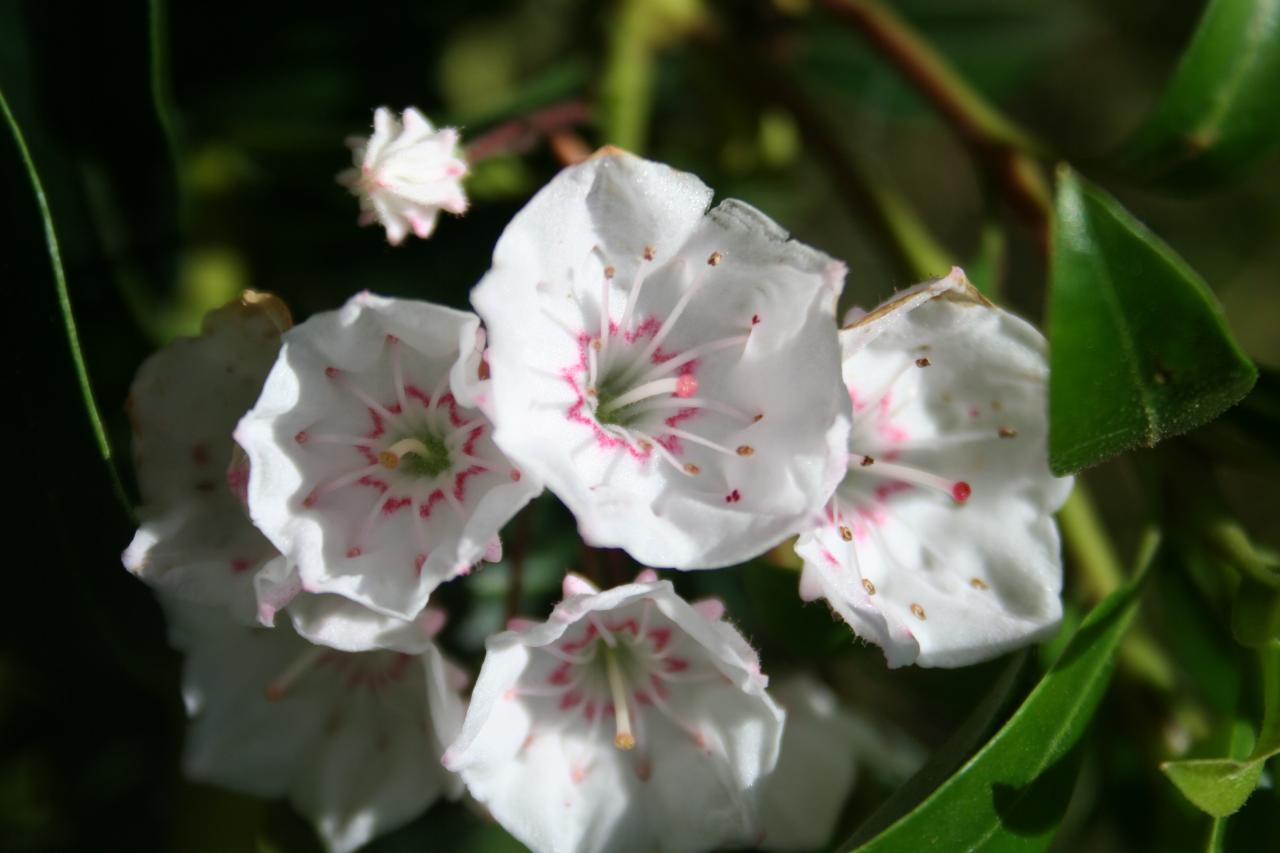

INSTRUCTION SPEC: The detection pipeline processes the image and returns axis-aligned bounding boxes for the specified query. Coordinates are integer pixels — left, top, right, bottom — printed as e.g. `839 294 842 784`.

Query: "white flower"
755 675 863 851
443 571 784 853
122 292 292 621
235 292 540 630
471 149 850 569
794 268 1073 668
337 107 468 245
164 594 465 853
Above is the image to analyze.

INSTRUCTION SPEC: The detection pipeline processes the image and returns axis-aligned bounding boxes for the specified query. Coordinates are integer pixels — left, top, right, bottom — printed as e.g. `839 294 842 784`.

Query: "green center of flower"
379 431 451 478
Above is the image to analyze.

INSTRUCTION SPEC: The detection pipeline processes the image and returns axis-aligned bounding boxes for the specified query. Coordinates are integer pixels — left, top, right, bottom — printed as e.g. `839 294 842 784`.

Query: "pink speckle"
418 490 445 518
414 554 426 574
385 333 399 344
724 489 741 504
230 558 250 574
346 547 362 558
879 423 909 443
510 469 522 481
663 657 689 673
849 387 867 412
294 430 309 444
324 366 340 378
648 627 672 652
751 313 760 325
382 496 410 515
969 405 981 419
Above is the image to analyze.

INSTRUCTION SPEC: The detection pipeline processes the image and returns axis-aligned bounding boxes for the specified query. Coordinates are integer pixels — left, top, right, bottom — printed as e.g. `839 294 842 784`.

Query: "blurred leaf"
1163 642 1280 818
845 529 1160 852
1047 167 1256 475
1115 0 1280 189
1232 581 1280 647
965 222 1006 297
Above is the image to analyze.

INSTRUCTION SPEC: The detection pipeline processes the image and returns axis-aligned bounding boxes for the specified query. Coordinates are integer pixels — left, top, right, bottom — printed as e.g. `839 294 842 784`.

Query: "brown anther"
991 399 1004 412
638 440 653 452
736 445 755 457
839 525 853 542
707 251 723 266
915 357 931 368
683 463 701 475
860 456 875 467
998 426 1018 439
862 579 876 595
970 577 989 590
592 338 603 351
910 603 927 620
604 266 616 279
478 360 491 381
378 451 400 470
643 245 656 261
586 387 598 398
752 413 764 423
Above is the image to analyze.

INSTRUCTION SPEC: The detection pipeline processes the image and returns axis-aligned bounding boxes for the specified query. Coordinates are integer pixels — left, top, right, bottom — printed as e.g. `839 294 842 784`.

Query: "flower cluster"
121 117 1070 853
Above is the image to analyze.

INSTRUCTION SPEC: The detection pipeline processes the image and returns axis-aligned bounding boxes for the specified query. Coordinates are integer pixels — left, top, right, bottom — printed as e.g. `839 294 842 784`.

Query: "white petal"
797 268 1072 667
756 676 861 851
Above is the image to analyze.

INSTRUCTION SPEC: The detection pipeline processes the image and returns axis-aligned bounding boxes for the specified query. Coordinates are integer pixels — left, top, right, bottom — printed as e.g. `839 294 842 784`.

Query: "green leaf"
1047 167 1256 475
1163 643 1280 819
1115 0 1280 189
1162 756 1265 819
845 529 1161 852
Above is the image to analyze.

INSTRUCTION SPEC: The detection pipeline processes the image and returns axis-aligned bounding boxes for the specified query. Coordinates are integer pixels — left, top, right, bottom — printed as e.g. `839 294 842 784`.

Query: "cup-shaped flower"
337 107 468 244
756 675 862 851
443 571 784 853
471 149 850 569
122 291 292 621
795 269 1073 668
164 595 464 853
235 292 540 627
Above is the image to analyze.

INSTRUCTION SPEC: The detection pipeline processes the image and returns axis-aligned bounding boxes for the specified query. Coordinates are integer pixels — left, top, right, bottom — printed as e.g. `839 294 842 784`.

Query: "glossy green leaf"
1047 167 1256 475
845 530 1160 852
1116 0 1280 189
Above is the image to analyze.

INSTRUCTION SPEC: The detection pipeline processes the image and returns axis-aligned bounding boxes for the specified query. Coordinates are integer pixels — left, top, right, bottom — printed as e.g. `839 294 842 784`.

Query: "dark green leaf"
844 530 1161 852
1047 167 1256 475
1115 0 1280 189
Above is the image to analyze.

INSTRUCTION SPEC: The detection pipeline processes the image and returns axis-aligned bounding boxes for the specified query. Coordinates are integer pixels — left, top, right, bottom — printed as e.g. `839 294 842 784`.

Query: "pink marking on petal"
510 468 522 481
418 490 445 518
230 558 250 574
879 423 909 443
724 489 742 504
294 430 309 444
648 627 672 652
663 657 689 672
346 547 362 558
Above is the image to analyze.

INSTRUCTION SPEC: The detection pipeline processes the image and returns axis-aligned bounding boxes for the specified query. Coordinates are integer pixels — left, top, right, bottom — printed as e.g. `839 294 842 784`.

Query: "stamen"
617 426 695 476
627 258 720 377
851 454 971 503
604 647 636 750
303 463 381 506
625 395 757 424
266 646 327 701
424 371 452 428
616 249 656 341
328 370 396 421
599 377 685 414
629 333 750 386
662 426 741 458
388 336 410 415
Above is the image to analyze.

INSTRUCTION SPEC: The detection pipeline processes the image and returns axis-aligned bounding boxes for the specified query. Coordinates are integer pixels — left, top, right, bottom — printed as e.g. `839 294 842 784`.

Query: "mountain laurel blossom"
122 291 292 622
235 292 540 634
756 675 864 851
442 571 784 853
471 149 850 569
165 596 464 853
337 107 468 245
794 268 1073 668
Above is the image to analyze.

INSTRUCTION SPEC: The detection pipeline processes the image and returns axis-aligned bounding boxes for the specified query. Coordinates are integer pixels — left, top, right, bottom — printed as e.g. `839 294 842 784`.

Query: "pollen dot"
683 463 701 475
707 251 723 266
862 578 876 595
736 445 755 457
952 481 972 503
346 547 363 559
675 375 698 398
839 525 853 542
385 333 399 344
643 245 656 261
324 366 340 378
998 426 1018 438
614 733 637 750
604 266 616 279
752 413 764 423
478 360 491 380
911 603 926 620
915 357 931 368
970 577 989 590
378 451 400 469
860 456 875 467
294 430 309 444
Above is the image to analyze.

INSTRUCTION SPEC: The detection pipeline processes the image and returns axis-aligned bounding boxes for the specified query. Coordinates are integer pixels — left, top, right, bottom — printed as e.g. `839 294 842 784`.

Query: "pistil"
603 646 636 750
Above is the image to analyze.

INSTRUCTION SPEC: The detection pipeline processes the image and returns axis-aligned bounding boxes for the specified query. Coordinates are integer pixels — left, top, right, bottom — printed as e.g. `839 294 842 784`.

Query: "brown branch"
465 99 593 165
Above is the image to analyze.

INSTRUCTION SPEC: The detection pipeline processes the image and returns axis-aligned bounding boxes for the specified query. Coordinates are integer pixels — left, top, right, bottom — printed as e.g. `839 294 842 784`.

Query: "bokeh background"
4 0 1278 850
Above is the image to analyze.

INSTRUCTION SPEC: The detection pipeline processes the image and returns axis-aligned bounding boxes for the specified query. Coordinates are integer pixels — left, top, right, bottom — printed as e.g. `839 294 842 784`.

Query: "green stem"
1 88 135 518
599 0 656 152
1059 483 1125 599
822 0 1054 254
